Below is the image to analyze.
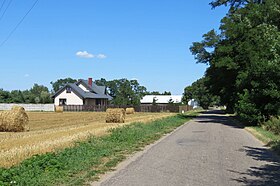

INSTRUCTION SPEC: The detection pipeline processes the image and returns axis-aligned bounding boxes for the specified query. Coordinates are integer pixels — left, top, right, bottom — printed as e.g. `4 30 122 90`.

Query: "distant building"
188 99 199 108
140 95 183 105
53 78 112 106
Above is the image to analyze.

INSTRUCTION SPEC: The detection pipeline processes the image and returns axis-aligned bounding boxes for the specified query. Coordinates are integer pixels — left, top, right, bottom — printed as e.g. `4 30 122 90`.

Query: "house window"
66 87 72 93
59 99 67 105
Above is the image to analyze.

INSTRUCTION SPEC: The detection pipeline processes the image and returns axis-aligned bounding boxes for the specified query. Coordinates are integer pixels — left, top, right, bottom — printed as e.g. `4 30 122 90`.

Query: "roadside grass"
0 111 198 186
246 126 280 155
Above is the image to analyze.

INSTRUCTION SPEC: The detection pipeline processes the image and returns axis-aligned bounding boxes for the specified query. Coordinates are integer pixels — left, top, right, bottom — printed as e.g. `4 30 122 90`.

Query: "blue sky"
0 0 228 94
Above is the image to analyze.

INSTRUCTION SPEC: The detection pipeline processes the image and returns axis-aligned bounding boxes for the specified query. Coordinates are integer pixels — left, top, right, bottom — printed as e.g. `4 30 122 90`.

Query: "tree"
183 77 220 109
210 0 264 8
10 90 25 103
146 91 172 95
94 78 147 106
50 78 77 92
29 84 52 104
0 89 11 103
191 0 280 124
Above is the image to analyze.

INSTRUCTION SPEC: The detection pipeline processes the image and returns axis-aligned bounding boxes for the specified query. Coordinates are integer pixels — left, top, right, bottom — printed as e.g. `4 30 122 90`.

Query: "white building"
53 78 112 106
140 95 183 104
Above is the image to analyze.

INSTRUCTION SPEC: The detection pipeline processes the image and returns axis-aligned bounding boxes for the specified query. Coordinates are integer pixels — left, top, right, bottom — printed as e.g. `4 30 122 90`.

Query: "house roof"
140 95 183 104
52 80 112 100
78 79 106 95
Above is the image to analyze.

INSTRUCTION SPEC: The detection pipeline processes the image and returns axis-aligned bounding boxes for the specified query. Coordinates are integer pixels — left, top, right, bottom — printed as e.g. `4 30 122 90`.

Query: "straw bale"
126 107 135 114
0 106 29 132
12 105 26 112
55 106 63 113
106 108 125 123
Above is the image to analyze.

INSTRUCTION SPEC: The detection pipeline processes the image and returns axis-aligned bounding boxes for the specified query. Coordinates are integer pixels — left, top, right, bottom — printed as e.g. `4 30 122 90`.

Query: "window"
66 87 72 93
59 99 67 105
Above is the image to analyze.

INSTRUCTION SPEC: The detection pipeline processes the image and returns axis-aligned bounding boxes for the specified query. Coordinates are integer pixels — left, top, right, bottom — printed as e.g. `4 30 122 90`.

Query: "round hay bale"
12 105 25 112
0 107 29 132
126 107 135 114
55 106 63 113
106 108 125 123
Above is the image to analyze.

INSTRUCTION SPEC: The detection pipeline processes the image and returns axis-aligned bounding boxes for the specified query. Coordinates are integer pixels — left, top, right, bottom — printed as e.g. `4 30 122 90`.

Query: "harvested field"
0 112 175 167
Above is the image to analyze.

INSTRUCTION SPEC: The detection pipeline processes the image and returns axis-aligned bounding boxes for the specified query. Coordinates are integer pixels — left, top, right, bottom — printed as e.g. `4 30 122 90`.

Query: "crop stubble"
0 112 175 167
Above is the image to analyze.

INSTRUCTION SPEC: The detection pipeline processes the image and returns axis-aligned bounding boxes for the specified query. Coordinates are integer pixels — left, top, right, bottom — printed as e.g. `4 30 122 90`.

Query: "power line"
0 0 12 22
0 0 39 47
0 0 7 14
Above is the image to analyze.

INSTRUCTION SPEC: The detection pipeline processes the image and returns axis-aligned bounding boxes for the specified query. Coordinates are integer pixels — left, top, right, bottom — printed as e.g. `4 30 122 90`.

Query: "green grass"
0 111 198 186
246 126 280 155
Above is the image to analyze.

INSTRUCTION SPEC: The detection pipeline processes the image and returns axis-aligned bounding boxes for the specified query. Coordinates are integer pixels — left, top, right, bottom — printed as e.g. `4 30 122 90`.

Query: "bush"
235 90 262 125
262 117 280 135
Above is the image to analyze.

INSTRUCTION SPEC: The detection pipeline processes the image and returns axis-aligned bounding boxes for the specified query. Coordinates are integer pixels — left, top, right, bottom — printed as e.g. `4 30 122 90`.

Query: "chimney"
88 78 93 87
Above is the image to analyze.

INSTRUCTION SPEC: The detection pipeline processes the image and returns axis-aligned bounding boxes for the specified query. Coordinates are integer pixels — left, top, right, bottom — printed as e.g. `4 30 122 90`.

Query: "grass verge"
246 126 280 155
0 112 198 186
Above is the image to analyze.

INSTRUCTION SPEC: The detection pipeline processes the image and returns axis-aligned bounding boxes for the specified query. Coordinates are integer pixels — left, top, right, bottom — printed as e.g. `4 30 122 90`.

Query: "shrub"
262 117 280 135
235 90 262 125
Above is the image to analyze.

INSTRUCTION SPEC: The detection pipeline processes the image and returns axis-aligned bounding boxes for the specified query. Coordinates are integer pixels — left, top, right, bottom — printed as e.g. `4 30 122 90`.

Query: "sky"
0 0 228 94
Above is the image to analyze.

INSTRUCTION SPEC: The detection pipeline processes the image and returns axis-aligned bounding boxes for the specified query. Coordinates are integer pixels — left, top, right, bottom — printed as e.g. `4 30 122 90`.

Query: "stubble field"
0 112 175 167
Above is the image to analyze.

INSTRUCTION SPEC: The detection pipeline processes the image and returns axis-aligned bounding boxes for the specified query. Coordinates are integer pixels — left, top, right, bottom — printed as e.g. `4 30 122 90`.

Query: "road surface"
93 110 280 186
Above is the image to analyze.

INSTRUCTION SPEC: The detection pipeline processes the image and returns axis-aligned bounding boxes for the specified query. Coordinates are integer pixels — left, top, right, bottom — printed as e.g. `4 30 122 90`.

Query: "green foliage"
0 114 196 185
210 0 264 8
262 117 280 135
0 84 52 104
235 90 262 124
95 78 147 106
145 91 172 95
191 0 280 123
50 78 77 93
183 77 220 109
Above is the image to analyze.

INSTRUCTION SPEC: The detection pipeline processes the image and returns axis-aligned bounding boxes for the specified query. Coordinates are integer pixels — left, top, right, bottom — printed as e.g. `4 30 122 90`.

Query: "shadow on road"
230 146 280 186
195 110 244 129
196 110 280 185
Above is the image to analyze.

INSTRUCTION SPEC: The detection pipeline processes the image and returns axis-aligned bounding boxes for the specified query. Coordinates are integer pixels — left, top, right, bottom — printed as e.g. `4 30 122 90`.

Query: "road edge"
90 119 193 186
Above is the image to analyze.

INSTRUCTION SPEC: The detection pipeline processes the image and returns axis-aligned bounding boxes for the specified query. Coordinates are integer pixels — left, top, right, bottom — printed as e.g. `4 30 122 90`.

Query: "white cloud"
24 74 30 77
96 54 107 59
76 51 94 58
75 51 107 59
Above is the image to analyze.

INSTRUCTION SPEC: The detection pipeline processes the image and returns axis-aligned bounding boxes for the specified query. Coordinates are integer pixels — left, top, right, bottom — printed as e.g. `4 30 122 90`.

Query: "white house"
53 78 112 106
140 95 183 104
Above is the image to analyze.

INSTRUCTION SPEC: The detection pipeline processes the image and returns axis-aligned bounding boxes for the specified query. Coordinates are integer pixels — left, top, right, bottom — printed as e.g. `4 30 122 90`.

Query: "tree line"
0 78 172 105
184 0 280 125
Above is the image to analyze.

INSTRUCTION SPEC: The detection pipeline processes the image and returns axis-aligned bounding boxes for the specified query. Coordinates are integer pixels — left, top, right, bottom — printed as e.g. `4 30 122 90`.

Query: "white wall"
0 104 54 111
54 89 83 105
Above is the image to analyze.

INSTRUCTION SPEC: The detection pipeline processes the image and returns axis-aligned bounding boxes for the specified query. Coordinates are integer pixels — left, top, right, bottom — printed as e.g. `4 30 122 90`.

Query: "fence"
62 104 193 113
0 103 55 111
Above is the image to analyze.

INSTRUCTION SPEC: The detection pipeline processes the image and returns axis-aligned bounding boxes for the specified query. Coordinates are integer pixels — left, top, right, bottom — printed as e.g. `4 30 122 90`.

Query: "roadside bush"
262 117 280 135
235 90 262 125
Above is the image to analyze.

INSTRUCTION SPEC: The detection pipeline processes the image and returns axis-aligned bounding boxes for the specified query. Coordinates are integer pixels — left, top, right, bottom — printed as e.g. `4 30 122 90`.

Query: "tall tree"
183 77 220 109
95 78 147 106
191 0 280 123
50 78 77 92
210 0 264 8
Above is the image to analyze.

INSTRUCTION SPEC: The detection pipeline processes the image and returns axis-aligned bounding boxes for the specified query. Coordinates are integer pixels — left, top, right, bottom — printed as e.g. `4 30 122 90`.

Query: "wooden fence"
62 104 193 113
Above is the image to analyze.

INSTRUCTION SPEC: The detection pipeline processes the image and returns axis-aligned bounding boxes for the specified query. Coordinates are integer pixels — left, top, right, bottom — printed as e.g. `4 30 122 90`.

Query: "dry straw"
126 107 135 114
0 106 29 132
55 106 63 113
105 108 126 123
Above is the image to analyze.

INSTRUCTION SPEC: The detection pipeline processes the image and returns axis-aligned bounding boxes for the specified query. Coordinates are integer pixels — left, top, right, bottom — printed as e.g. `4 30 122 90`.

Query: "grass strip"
0 112 197 186
246 126 280 155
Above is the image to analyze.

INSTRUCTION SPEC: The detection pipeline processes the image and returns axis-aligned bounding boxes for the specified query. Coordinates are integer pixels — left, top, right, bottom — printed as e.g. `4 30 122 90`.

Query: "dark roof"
52 80 112 100
77 79 106 95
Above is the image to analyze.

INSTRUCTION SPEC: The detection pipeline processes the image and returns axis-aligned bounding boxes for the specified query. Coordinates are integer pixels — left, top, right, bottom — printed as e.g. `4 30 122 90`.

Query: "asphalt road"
94 110 280 186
